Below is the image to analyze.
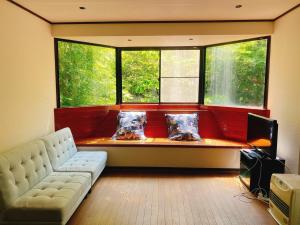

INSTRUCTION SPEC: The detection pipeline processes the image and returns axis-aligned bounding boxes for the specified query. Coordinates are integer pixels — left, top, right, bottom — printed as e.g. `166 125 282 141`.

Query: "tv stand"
239 149 285 196
242 148 265 159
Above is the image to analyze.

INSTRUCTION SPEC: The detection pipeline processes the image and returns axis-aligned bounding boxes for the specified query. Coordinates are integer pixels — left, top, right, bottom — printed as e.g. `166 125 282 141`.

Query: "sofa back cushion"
0 140 53 210
41 127 77 169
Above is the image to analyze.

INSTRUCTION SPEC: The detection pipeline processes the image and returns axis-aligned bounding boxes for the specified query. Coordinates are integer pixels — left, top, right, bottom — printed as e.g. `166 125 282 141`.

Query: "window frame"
203 36 271 108
119 47 201 104
159 48 201 104
119 48 161 104
54 36 271 108
54 38 117 108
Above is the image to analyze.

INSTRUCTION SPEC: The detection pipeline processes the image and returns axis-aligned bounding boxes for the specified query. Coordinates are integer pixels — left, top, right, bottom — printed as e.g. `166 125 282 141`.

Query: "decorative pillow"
165 113 201 141
112 111 147 140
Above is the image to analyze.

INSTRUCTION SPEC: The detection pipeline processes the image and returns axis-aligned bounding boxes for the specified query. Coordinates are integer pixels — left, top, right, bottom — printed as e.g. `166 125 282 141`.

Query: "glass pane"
161 50 200 77
205 39 267 107
58 41 116 107
161 78 199 103
122 51 159 103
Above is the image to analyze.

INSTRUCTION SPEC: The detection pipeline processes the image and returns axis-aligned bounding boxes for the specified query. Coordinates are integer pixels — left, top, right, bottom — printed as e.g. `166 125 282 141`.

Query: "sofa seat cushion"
56 151 107 184
3 172 91 223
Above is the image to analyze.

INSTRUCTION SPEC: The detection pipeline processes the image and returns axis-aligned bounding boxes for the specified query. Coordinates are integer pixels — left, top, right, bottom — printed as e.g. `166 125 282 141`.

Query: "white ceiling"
64 35 264 47
13 0 300 23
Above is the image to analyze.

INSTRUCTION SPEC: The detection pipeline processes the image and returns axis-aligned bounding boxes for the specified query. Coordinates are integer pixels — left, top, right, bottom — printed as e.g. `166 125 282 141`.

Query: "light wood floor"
67 169 277 225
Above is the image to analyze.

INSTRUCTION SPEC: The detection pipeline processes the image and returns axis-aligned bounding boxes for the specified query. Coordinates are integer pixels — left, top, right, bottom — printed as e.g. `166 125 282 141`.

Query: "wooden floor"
67 169 277 225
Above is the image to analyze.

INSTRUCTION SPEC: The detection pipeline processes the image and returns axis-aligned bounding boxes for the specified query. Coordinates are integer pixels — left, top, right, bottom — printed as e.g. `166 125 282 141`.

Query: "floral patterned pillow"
165 113 201 141
112 111 147 140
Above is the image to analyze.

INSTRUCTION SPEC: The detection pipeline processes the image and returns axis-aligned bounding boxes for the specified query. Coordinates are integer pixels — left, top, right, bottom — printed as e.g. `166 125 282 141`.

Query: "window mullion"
159 50 161 104
54 39 61 108
116 48 122 104
263 36 271 108
199 47 206 105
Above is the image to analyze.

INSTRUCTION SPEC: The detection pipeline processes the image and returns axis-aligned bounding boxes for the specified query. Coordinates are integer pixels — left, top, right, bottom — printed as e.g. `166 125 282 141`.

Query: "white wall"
79 146 240 168
268 7 300 174
0 1 56 151
52 21 273 37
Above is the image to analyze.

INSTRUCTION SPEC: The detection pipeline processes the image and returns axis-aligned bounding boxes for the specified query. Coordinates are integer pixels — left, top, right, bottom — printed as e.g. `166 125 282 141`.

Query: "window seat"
55 105 268 168
76 137 247 148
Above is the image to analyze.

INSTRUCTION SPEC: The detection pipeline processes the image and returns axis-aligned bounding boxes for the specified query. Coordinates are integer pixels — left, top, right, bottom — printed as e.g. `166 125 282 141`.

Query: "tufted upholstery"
56 151 107 184
41 128 107 185
0 140 53 211
0 140 92 225
41 128 77 170
4 172 91 224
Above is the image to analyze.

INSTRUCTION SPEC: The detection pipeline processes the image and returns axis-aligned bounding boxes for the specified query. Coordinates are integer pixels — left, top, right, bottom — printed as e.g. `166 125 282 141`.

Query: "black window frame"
159 48 201 104
55 38 117 108
203 36 271 108
120 48 161 104
54 36 271 108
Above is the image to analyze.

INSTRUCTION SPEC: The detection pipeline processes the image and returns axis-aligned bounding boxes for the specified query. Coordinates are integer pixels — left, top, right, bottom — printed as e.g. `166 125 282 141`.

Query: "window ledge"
76 137 247 148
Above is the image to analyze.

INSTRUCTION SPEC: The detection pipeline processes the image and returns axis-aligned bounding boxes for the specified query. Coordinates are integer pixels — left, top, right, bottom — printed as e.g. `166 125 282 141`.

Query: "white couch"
0 140 91 225
41 128 107 185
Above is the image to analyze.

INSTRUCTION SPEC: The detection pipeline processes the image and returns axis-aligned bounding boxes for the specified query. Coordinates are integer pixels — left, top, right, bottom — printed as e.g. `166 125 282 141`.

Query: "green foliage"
122 51 159 103
205 39 267 107
58 41 116 107
58 39 267 108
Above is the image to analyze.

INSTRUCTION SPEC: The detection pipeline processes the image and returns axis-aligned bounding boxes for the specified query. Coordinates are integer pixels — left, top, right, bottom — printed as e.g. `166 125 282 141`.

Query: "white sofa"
41 128 107 185
0 140 91 225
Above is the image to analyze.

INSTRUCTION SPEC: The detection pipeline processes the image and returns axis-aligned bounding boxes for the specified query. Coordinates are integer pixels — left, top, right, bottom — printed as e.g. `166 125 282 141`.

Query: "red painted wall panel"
202 105 270 142
54 104 270 142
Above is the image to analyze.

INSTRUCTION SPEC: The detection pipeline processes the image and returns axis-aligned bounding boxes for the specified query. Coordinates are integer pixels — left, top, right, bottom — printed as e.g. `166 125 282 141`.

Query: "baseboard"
103 166 240 175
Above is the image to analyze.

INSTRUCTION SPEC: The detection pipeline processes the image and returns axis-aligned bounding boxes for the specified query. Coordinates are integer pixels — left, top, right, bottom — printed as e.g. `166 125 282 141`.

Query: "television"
247 113 278 159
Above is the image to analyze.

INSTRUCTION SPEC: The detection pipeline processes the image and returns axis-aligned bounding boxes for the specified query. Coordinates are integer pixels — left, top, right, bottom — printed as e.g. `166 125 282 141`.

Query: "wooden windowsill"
76 137 247 148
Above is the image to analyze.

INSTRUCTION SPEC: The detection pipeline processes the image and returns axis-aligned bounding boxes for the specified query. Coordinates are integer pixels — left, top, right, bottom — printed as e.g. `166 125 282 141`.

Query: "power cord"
234 156 269 205
235 152 291 205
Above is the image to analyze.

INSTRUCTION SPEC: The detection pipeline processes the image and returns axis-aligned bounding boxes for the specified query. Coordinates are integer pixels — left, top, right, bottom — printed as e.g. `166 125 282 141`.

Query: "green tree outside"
122 51 160 103
58 39 267 108
205 39 267 107
58 41 116 107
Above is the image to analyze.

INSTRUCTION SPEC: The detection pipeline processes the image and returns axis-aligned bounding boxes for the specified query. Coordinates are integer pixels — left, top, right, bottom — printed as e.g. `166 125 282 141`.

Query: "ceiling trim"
7 0 51 24
52 19 273 25
274 3 300 21
7 0 300 25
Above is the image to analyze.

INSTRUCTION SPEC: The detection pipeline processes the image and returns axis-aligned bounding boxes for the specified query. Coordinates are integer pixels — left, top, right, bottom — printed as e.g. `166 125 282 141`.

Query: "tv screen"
247 113 278 159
